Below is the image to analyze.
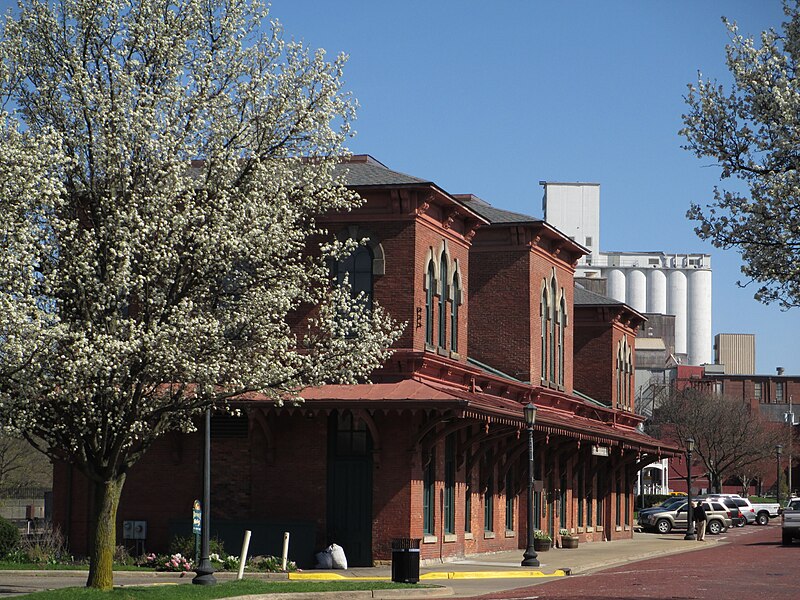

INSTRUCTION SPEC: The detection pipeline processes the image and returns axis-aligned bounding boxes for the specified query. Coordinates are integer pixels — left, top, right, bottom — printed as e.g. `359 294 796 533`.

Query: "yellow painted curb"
288 570 567 581
289 573 391 581
421 570 567 580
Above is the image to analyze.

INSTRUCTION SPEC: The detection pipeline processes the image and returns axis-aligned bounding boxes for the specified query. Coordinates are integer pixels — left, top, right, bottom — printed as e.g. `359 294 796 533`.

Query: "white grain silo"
647 269 667 314
667 270 688 357
687 268 712 365
607 269 626 302
627 269 647 314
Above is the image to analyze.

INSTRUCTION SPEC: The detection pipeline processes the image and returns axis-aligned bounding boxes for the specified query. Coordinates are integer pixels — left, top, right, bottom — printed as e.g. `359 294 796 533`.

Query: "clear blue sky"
266 0 795 375
1 1 794 374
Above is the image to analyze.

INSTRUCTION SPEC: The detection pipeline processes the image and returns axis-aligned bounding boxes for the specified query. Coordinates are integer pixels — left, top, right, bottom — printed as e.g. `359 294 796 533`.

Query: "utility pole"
789 396 792 497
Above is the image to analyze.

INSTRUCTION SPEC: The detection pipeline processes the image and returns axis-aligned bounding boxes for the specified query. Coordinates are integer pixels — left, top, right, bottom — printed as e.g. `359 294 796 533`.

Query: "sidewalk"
290 531 723 597
0 532 721 599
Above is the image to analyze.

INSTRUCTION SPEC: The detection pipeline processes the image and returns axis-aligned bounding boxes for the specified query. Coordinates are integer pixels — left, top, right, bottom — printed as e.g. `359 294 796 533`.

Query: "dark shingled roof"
573 285 627 306
334 156 431 187
453 194 539 225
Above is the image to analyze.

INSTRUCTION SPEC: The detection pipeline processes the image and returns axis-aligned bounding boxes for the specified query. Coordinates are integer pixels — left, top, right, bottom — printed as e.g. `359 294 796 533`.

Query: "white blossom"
681 1 800 308
0 0 401 562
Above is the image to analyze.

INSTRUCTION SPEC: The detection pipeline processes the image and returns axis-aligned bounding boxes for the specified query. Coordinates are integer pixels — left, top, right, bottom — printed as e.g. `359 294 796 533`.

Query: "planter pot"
562 536 579 549
533 538 552 552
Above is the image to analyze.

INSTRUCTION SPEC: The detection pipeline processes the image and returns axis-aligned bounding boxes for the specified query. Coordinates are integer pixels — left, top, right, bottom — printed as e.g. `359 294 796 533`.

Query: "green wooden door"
327 411 373 566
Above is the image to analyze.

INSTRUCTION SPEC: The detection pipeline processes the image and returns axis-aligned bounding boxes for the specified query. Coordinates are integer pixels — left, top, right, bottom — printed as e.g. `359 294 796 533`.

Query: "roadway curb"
289 570 568 581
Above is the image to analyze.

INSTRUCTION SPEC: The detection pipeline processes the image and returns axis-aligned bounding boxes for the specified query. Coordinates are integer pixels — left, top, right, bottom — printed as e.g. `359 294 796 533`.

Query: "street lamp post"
684 437 696 541
777 444 784 508
193 408 217 585
521 402 539 567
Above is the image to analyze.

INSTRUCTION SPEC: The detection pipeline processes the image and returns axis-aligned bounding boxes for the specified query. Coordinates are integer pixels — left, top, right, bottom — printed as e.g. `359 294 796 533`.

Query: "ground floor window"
465 485 472 533
577 466 584 527
484 476 494 532
444 435 455 534
596 471 604 527
423 450 435 535
625 471 631 527
505 471 514 531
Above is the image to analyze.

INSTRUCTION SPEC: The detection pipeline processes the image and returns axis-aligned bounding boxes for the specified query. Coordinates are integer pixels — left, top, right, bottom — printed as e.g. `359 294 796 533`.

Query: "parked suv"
636 496 689 527
703 494 753 526
643 500 733 535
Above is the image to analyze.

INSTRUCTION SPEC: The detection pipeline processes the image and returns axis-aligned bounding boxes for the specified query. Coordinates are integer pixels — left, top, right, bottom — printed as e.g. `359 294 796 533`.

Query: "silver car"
644 500 733 535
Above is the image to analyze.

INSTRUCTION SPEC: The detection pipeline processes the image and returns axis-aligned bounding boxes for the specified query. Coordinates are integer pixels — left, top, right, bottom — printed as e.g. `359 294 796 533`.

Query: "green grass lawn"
0 562 150 571
15 579 421 599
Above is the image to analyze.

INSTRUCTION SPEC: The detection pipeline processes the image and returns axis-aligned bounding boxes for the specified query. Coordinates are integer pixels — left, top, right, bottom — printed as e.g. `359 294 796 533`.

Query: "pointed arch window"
616 339 633 410
540 288 548 382
558 295 567 387
425 261 435 346
549 279 557 383
450 272 460 353
438 252 448 349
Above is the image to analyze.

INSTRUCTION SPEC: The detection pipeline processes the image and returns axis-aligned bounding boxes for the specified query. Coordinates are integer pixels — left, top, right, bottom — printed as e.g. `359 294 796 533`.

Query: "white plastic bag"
329 543 348 570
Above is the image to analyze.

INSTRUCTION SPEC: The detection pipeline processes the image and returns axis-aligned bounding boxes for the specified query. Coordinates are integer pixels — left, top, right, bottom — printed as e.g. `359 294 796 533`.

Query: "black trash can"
391 538 421 583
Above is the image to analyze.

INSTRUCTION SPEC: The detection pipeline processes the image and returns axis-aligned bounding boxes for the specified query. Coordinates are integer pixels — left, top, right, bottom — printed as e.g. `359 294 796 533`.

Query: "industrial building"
540 182 712 367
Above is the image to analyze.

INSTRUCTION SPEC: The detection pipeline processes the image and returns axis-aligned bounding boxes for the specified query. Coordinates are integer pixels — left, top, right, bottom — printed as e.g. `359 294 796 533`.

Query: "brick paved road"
467 522 800 600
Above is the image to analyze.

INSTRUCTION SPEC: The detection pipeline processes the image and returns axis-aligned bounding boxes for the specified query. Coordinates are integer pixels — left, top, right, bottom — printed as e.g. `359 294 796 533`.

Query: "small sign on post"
192 499 202 564
192 499 202 534
591 445 610 457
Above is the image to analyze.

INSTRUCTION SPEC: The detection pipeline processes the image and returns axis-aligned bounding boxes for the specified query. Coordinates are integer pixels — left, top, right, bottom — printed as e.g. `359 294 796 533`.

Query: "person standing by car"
694 501 708 541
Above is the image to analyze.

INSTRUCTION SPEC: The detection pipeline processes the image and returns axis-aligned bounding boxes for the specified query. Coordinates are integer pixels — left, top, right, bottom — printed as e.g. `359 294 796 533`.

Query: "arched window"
549 278 557 383
450 272 460 353
615 339 633 410
558 295 567 386
540 288 548 382
616 345 622 409
438 252 448 349
336 245 374 310
625 344 633 410
425 261 435 346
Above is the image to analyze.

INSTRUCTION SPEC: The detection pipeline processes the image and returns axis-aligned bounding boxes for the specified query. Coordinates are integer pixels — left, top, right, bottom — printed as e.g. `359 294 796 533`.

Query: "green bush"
0 516 20 557
18 524 68 564
168 534 226 559
638 494 672 509
251 555 298 572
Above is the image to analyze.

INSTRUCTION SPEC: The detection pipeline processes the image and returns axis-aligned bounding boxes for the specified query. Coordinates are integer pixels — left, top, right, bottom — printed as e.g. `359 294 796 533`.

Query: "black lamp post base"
684 532 696 541
521 546 540 567
193 559 217 585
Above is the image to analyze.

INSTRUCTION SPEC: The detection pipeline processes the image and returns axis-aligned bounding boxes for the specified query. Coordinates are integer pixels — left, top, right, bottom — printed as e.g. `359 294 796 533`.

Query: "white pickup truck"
782 498 800 545
750 500 782 525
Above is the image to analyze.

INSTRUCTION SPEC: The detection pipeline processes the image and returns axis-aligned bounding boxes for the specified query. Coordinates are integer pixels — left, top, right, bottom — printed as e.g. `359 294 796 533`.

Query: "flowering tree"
0 0 401 589
681 1 800 308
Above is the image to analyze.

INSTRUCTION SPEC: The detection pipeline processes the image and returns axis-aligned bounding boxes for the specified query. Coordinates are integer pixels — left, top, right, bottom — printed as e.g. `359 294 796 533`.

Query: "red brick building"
53 156 676 566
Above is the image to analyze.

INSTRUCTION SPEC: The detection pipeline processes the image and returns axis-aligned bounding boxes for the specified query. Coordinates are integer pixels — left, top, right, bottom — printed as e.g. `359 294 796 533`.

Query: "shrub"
250 554 298 572
4 548 29 563
209 554 240 571
0 516 20 558
533 530 551 541
18 525 68 564
169 534 226 560
114 545 134 566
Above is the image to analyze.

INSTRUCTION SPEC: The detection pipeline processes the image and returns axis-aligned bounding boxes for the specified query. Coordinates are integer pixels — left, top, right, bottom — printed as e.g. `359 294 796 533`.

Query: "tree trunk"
86 474 126 590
